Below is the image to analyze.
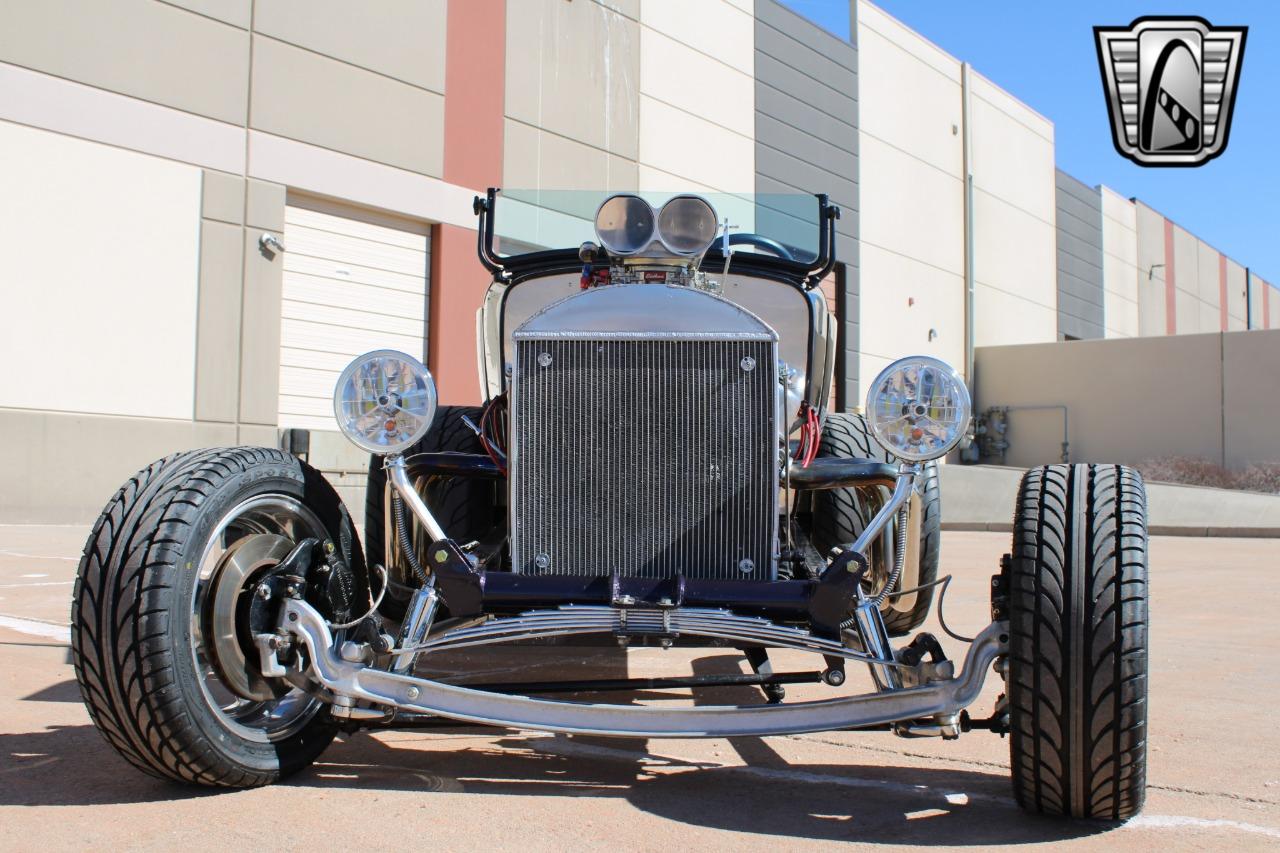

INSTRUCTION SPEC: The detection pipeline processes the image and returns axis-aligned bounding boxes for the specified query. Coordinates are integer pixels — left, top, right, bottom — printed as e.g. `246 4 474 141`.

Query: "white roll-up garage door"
278 200 431 431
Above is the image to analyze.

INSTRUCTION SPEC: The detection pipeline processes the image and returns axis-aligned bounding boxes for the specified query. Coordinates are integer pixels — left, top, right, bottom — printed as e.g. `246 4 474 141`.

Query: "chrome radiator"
509 287 779 581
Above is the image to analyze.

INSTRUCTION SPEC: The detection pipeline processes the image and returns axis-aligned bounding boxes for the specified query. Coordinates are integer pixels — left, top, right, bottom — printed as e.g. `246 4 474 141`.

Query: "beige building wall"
1133 201 1170 335
1223 329 1280 467
638 0 755 194
967 71 1057 349
1225 259 1247 331
0 0 459 521
976 334 1220 469
502 0 758 192
503 0 640 196
1099 186 1139 338
855 1 1057 399
855 1 965 394
975 329 1280 470
0 122 201 420
1247 274 1265 328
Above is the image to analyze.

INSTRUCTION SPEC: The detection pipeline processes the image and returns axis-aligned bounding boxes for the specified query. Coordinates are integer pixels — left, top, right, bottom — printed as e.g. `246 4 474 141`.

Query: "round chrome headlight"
333 350 437 455
865 356 971 461
594 194 655 256
657 195 718 256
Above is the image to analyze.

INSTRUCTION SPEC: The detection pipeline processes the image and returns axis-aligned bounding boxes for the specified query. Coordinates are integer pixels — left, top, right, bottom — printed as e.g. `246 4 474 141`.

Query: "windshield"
495 189 824 264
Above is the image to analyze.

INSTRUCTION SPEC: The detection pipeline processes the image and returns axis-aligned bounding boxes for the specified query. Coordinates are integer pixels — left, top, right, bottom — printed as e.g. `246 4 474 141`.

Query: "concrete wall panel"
1054 171 1103 339
503 120 611 194
969 85 1054 222
972 283 1057 350
855 15 961 175
164 0 251 28
250 37 444 177
1196 241 1221 308
1134 202 1169 335
974 333 1224 468
202 169 246 224
1224 329 1280 465
756 0 857 404
1226 259 1247 328
639 95 753 190
195 219 245 423
254 0 447 93
0 122 201 420
0 0 248 124
1174 287 1200 335
504 0 639 163
971 189 1057 335
0 409 237 523
644 0 754 75
858 134 962 274
858 244 964 382
640 27 753 138
238 228 285 425
0 62 247 174
754 52 857 131
1247 274 1263 328
754 10 853 86
1100 186 1139 338
1171 225 1198 298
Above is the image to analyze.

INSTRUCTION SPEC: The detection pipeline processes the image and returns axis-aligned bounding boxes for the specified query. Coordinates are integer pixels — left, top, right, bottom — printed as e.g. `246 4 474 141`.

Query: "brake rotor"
207 533 294 702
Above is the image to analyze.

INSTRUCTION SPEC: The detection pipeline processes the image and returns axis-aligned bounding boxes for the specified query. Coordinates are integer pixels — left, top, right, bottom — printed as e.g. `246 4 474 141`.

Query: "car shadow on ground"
4 652 1114 845
301 730 1115 846
0 722 1115 846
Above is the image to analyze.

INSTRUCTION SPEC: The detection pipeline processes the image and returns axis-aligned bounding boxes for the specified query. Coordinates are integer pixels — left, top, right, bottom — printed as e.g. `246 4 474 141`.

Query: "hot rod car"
72 189 1149 820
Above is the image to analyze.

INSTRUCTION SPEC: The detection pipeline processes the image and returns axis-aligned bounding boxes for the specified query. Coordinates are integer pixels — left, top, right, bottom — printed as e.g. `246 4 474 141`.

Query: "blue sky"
779 1 1279 281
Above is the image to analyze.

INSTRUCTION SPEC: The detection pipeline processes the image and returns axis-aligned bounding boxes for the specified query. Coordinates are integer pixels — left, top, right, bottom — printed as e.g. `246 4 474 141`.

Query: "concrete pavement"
1 524 1278 851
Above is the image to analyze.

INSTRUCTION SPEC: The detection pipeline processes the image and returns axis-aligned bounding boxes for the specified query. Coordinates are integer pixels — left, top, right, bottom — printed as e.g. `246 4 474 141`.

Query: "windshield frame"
473 188 840 291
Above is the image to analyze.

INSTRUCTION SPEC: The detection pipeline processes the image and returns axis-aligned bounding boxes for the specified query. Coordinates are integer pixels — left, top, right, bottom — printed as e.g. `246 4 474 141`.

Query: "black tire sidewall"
168 455 341 775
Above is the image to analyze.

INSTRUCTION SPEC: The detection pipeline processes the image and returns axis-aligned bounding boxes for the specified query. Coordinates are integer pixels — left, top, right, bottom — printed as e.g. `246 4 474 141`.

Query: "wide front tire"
71 448 358 787
809 412 941 635
1008 464 1149 820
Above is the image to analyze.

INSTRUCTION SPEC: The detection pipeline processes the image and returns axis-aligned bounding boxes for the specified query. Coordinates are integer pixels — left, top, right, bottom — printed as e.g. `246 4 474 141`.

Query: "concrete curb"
939 464 1280 539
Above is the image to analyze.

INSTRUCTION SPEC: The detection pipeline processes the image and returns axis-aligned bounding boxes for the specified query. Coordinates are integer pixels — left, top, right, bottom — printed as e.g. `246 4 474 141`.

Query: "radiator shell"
510 285 779 581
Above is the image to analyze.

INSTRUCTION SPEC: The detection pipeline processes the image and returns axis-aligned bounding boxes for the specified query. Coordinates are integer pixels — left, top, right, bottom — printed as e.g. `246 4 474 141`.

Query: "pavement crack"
791 734 1009 770
1147 783 1280 806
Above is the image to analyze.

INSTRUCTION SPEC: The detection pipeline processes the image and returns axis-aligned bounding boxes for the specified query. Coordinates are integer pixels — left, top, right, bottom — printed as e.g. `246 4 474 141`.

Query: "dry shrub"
1235 462 1280 495
1137 456 1280 495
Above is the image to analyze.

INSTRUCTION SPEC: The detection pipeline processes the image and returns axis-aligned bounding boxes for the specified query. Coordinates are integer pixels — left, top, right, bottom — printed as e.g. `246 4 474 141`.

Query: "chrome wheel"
192 494 327 743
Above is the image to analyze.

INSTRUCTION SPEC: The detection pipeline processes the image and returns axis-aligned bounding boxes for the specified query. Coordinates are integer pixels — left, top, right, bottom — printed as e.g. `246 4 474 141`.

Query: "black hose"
391 491 431 586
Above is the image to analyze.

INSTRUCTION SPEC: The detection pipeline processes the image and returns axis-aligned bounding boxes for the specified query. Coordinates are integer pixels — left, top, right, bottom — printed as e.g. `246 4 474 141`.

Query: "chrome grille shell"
510 285 780 581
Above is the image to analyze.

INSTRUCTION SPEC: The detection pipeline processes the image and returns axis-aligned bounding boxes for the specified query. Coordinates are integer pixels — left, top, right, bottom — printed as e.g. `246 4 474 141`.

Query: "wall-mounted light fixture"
259 233 286 255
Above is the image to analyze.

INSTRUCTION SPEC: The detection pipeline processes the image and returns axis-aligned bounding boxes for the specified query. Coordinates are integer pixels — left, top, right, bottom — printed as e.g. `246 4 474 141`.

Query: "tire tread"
71 447 340 787
1008 463 1148 820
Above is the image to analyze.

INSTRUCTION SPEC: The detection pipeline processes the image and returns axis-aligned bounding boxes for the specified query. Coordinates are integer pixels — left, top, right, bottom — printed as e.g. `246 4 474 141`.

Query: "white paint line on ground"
1125 815 1280 840
0 523 85 528
0 581 74 588
0 614 71 643
19 573 48 578
0 551 77 562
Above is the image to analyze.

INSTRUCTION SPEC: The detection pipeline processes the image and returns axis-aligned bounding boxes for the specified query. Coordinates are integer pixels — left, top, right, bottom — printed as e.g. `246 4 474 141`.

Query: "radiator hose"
871 505 910 607
391 491 431 587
